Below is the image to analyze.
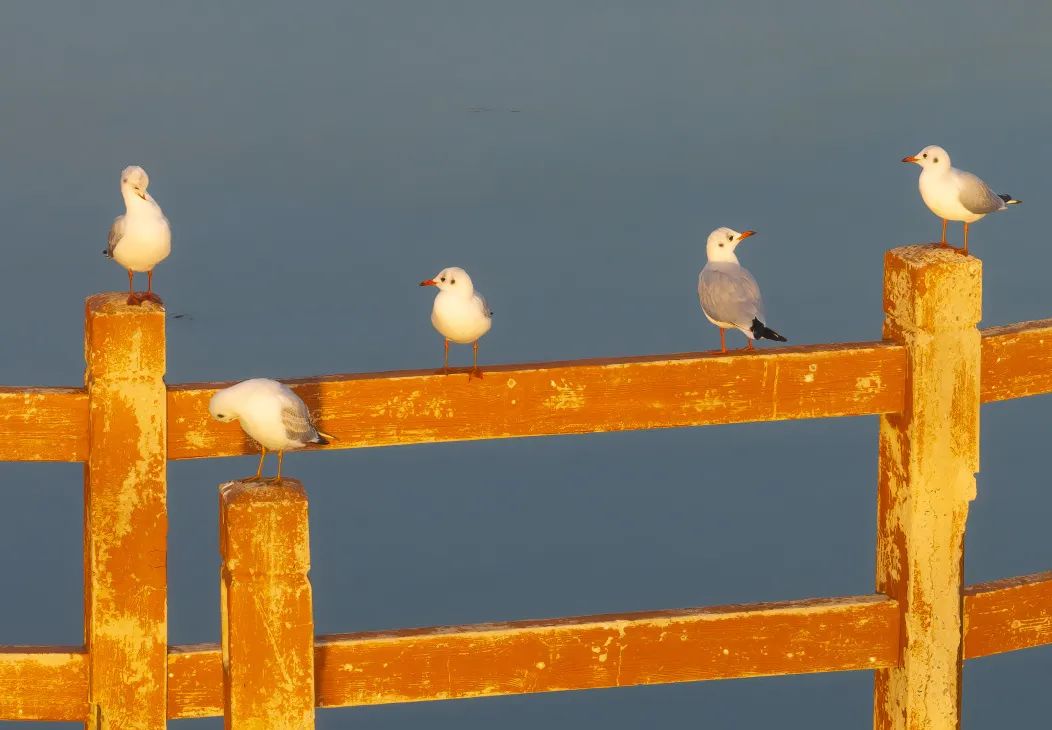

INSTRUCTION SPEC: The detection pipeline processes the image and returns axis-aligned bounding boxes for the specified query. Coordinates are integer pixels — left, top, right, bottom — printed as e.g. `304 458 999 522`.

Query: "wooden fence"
0 244 1050 728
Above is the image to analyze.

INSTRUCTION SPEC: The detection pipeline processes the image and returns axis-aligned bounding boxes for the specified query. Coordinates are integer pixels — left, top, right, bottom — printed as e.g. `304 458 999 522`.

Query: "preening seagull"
698 227 787 353
104 165 172 305
902 145 1020 255
209 378 334 482
419 266 492 378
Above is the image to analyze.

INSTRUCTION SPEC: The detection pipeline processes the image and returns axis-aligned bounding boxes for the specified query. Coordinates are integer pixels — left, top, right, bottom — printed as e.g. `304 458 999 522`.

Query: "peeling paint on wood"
220 478 315 729
0 387 87 461
874 245 981 730
83 293 168 730
980 319 1052 402
963 572 1052 659
0 647 87 721
167 342 907 459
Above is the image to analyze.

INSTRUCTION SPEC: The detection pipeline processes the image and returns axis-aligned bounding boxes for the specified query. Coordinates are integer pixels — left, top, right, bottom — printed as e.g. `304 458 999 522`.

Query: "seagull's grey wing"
105 215 125 257
698 265 764 328
957 170 1007 214
475 292 493 319
278 389 320 444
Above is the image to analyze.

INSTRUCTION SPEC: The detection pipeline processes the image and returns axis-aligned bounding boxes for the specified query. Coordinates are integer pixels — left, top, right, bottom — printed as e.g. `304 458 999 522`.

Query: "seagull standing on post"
209 378 334 483
104 165 171 305
419 266 492 378
902 145 1020 255
698 227 787 353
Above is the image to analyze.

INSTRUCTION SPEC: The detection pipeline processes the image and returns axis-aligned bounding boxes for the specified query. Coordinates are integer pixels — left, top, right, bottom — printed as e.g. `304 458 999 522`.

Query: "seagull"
419 266 492 378
698 227 787 353
902 145 1021 255
104 165 172 305
209 378 334 483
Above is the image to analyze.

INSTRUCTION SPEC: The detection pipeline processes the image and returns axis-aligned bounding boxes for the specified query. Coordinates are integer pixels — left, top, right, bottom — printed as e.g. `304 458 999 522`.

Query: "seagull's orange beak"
902 155 919 164
739 230 757 240
419 279 436 287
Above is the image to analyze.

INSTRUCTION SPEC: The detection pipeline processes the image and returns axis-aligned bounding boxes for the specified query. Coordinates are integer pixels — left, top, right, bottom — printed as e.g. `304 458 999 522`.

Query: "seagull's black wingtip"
751 318 788 343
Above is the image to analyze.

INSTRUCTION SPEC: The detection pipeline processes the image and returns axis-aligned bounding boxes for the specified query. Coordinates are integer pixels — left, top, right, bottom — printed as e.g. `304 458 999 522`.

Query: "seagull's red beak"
419 279 436 287
739 230 757 240
902 155 919 164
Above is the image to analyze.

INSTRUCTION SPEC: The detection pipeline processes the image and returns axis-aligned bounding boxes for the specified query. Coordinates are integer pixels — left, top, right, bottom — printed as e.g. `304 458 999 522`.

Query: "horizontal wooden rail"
5 573 1050 721
0 387 86 462
963 571 1052 658
980 318 1052 403
168 342 906 459
0 646 87 721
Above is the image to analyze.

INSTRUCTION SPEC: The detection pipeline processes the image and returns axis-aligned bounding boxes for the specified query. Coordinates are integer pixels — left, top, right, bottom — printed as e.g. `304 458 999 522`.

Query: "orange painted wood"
874 246 982 730
963 572 1052 659
168 342 905 459
980 318 1052 402
0 647 88 721
83 293 168 729
168 644 224 719
0 387 87 461
221 478 315 728
164 595 898 718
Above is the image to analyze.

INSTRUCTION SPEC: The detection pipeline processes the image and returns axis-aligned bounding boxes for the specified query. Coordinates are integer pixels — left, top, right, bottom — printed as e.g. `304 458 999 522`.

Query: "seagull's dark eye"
440 276 446 282
727 234 733 241
217 413 225 419
450 278 456 284
718 243 724 247
922 153 928 159
933 157 939 163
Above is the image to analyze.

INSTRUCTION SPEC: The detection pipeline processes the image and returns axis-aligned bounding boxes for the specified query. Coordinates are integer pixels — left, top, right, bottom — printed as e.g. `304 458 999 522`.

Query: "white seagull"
419 266 492 377
698 227 787 353
209 378 334 482
902 145 1020 255
104 165 172 305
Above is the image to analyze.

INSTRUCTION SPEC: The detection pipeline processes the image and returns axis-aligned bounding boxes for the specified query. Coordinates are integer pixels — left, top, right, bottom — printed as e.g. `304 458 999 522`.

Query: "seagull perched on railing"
104 165 171 305
419 266 492 378
209 378 334 483
902 145 1020 256
698 227 787 353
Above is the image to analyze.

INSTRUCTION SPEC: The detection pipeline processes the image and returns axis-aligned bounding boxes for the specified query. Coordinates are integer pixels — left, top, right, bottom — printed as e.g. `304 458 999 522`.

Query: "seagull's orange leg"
443 339 450 374
746 339 755 351
274 451 284 483
470 340 483 380
962 222 969 256
143 270 163 304
255 446 267 479
719 328 726 353
126 270 141 305
940 219 948 247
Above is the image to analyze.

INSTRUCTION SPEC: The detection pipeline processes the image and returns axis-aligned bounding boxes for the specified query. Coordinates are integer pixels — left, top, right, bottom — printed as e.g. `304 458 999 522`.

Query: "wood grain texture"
168 342 906 459
963 572 1052 659
874 246 982 730
165 595 899 718
981 318 1052 403
168 644 223 719
0 647 88 721
220 478 315 728
83 293 168 729
0 387 87 461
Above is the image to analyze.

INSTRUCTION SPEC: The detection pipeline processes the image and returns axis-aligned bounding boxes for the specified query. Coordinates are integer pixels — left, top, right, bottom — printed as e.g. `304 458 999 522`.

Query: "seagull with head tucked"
902 145 1020 255
209 378 334 483
104 165 172 305
419 266 492 378
698 227 787 353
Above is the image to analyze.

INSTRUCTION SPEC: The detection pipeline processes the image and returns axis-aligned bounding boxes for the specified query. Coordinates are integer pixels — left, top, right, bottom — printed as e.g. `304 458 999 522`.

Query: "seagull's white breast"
431 292 492 344
113 208 172 272
918 169 984 223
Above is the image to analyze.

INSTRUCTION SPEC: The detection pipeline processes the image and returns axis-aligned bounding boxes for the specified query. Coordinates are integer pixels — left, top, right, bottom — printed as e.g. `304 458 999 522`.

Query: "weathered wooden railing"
0 245 1050 728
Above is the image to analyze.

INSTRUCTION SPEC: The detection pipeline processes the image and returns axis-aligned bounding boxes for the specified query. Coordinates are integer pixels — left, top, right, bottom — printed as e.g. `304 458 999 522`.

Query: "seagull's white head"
419 267 475 296
209 387 241 424
902 145 950 171
120 165 151 200
705 227 756 263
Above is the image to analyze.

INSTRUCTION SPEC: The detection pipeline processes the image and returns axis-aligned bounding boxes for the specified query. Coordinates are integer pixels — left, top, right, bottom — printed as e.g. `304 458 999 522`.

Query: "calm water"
2 2 1051 727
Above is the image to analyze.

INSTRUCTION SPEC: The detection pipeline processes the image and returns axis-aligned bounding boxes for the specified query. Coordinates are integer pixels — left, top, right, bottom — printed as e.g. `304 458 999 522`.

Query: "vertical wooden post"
220 478 315 729
874 246 982 730
83 294 168 729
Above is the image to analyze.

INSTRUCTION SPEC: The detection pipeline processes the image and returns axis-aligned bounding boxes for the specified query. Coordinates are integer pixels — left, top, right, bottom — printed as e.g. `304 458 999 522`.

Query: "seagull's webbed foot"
127 292 145 305
142 292 164 305
469 367 484 381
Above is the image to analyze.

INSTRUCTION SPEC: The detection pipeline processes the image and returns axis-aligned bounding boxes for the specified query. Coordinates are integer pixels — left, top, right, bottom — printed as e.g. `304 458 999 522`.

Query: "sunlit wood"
0 647 87 721
963 572 1052 659
980 318 1052 403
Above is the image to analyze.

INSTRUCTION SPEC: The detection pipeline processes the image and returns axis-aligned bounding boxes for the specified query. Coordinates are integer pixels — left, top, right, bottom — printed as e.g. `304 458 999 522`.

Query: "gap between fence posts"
874 246 982 730
220 478 315 729
83 293 168 729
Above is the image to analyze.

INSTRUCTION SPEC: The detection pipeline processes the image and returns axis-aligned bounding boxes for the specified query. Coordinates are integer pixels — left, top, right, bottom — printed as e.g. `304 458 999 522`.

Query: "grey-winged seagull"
104 165 172 305
419 266 492 378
